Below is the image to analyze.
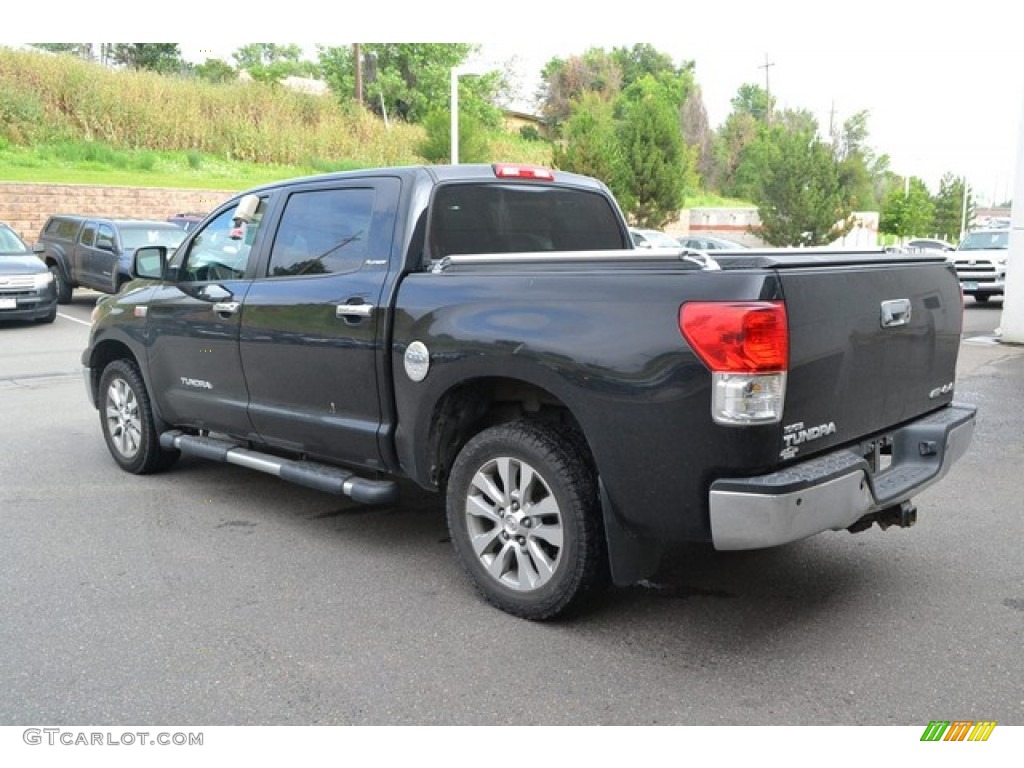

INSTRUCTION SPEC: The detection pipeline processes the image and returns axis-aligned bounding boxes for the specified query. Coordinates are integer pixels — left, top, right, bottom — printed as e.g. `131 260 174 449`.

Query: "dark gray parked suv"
33 216 186 303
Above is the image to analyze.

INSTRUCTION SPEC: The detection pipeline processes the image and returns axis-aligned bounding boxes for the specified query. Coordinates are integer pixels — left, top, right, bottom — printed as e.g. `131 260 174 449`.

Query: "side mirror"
133 246 168 279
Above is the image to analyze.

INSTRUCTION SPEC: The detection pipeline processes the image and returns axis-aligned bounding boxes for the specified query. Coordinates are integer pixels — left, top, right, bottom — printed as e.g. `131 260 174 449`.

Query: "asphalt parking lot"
0 295 1022 727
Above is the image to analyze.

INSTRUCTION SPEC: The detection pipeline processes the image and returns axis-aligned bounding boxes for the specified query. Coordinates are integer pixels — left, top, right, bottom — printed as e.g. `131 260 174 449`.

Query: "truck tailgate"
771 255 963 460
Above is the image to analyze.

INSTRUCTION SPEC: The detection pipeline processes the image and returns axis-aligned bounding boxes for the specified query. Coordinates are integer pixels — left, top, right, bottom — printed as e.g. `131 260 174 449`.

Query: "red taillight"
492 163 555 181
680 302 789 372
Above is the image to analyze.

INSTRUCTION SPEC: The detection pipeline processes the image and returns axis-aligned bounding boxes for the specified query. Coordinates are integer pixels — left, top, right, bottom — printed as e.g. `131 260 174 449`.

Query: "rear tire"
98 360 179 474
446 420 607 620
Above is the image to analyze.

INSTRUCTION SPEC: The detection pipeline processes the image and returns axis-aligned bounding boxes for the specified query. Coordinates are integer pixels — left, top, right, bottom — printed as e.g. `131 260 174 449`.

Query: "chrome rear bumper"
709 403 977 550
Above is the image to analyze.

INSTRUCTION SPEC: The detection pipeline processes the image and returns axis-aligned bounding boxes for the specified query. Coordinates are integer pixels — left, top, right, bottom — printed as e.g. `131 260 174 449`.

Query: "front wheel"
98 360 179 474
49 264 72 304
446 420 607 620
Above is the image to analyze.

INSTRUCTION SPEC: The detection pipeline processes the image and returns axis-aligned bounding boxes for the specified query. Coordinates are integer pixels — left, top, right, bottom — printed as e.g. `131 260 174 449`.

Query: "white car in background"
905 238 956 254
677 235 749 250
951 229 1009 303
629 228 681 249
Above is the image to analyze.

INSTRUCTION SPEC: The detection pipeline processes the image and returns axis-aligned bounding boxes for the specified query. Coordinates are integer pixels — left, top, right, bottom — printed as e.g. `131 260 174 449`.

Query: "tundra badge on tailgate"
780 420 837 460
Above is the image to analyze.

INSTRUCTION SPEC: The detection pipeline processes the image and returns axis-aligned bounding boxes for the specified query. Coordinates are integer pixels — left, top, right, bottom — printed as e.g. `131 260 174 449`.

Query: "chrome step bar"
159 430 399 505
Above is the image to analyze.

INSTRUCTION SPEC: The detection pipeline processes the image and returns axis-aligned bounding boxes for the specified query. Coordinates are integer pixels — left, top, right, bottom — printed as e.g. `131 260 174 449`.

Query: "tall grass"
0 48 426 167
0 47 559 190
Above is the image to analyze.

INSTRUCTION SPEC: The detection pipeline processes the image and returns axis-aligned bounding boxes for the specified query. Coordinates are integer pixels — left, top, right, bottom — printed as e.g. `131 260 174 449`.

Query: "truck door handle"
336 303 374 319
213 301 241 315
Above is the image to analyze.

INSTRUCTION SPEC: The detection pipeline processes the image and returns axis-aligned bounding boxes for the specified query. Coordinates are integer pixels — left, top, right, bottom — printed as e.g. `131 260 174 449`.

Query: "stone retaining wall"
0 183 236 245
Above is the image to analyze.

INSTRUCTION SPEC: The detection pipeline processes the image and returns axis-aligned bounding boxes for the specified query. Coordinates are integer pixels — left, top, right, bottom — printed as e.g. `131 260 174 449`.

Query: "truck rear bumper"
708 403 976 550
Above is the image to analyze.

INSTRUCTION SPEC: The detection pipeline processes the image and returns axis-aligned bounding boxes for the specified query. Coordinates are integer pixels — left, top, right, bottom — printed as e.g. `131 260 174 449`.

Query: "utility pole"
829 100 837 153
759 53 775 121
354 43 363 105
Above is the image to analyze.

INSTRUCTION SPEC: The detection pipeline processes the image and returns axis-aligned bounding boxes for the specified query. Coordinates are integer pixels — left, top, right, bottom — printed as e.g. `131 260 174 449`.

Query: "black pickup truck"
82 164 977 619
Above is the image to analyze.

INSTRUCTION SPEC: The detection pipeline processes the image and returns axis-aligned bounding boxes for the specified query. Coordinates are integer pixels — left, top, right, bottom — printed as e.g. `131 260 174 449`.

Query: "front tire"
49 264 72 304
98 360 178 474
446 420 607 620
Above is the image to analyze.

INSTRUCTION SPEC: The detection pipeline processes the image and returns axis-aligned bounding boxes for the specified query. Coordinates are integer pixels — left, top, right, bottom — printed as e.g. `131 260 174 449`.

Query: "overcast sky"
12 0 1024 205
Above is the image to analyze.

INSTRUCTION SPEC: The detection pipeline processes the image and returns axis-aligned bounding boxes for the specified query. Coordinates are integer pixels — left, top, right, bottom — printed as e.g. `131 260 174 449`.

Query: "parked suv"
951 228 1009 303
33 216 186 303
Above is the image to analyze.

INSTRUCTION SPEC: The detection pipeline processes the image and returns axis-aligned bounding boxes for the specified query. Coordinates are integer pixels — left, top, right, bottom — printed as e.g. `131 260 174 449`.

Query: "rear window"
119 226 186 250
428 183 626 258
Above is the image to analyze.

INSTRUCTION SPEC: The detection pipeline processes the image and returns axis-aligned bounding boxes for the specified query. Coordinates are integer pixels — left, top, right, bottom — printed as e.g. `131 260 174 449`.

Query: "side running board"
159 430 399 505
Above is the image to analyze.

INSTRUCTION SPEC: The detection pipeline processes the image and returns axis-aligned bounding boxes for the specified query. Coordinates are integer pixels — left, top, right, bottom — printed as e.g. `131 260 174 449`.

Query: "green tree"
833 110 881 210
539 48 621 128
194 58 237 84
616 76 693 228
611 43 691 91
753 125 854 246
29 44 95 60
681 86 715 189
319 44 501 127
714 84 775 198
879 177 935 238
731 83 774 121
233 44 315 83
551 92 627 194
931 173 973 240
417 109 490 164
107 44 183 74
714 111 760 198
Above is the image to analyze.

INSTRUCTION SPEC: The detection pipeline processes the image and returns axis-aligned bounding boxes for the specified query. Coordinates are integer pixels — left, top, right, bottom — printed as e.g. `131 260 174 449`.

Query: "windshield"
0 225 28 253
958 231 1009 251
645 231 681 248
119 227 186 250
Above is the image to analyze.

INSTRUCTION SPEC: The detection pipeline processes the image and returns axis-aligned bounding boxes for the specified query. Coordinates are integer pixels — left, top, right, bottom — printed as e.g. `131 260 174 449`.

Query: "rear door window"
79 224 96 247
95 225 115 251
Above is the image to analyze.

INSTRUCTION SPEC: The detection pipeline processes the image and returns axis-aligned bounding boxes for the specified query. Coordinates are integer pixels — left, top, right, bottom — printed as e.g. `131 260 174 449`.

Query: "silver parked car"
677 235 749 250
629 228 682 249
0 222 58 323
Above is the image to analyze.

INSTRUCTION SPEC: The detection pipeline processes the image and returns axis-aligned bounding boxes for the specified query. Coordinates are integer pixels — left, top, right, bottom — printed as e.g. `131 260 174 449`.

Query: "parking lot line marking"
58 313 91 327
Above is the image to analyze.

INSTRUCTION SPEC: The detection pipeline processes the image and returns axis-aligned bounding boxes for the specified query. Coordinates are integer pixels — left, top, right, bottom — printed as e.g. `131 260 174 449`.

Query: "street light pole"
450 65 485 165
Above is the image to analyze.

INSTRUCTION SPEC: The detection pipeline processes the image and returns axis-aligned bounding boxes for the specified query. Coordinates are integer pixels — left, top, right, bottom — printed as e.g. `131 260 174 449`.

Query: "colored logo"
920 721 997 742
